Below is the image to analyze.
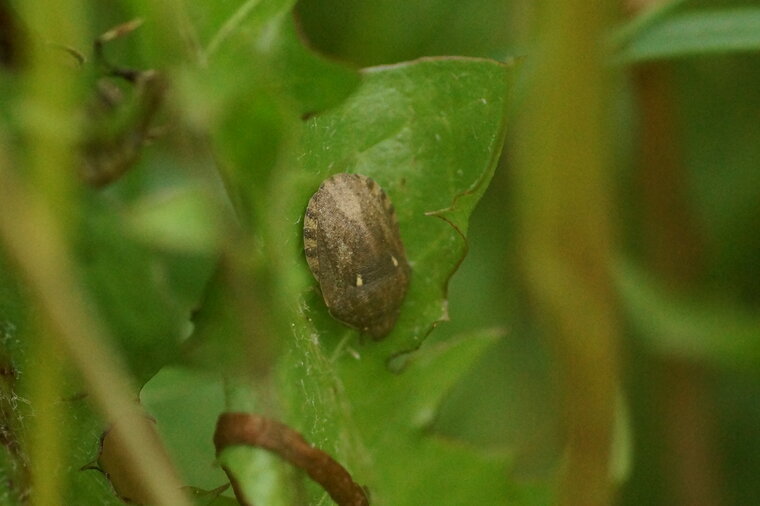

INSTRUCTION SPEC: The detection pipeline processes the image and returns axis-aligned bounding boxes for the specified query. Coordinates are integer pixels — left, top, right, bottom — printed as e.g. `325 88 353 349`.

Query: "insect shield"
304 173 410 339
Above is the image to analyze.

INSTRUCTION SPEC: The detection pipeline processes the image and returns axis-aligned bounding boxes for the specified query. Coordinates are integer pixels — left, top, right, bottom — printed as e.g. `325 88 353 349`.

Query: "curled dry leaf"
214 412 369 506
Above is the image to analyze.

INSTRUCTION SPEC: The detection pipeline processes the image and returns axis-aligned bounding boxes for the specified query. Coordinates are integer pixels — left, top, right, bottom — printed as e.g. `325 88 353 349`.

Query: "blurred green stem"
16 1 82 504
512 0 619 504
26 331 66 505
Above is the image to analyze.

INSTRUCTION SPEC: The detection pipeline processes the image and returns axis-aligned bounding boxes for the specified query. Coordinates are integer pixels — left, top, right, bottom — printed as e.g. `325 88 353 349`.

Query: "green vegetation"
1 0 758 505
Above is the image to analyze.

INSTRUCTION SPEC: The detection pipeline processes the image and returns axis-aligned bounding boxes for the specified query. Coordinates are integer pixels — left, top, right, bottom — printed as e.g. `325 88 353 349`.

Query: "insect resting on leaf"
303 173 410 339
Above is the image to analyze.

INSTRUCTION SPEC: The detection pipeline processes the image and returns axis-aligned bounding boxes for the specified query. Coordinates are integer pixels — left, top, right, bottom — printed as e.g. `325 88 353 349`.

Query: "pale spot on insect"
355 274 363 287
391 255 399 267
329 176 364 221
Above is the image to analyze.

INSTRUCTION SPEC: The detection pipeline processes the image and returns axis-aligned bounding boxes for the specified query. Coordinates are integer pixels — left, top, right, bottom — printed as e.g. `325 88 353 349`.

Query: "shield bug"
303 173 410 339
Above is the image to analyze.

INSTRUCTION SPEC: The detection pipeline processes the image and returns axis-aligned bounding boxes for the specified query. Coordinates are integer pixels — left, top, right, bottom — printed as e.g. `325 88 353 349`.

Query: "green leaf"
77 196 213 384
267 17 361 116
615 260 760 370
340 330 512 505
615 8 760 63
274 325 514 504
250 56 517 504
185 485 239 506
140 366 229 492
211 56 514 504
275 56 514 356
60 397 124 505
187 3 360 118
187 0 296 56
123 184 224 254
609 0 689 53
216 444 294 506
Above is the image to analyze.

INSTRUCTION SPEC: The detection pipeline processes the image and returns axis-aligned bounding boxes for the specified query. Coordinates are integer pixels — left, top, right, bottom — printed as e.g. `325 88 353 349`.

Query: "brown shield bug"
303 173 410 339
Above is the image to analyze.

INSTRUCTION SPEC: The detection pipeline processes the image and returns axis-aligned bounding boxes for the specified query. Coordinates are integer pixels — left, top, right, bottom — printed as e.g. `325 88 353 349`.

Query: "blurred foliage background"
1 0 760 505
304 0 760 504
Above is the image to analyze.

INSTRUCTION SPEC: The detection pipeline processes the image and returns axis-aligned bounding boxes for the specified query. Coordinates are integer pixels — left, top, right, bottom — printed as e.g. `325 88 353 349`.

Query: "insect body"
304 173 410 339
